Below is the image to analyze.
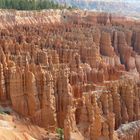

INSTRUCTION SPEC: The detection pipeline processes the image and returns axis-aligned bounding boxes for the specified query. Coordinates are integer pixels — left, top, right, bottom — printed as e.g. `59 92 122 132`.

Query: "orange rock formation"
0 9 139 140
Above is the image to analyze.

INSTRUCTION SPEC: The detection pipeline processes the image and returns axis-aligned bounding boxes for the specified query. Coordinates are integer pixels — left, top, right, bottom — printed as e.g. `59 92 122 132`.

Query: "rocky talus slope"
0 113 54 140
0 9 140 140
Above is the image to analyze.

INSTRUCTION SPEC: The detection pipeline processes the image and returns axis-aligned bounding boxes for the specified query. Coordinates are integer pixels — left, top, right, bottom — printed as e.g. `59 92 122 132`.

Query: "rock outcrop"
0 112 56 140
0 9 139 140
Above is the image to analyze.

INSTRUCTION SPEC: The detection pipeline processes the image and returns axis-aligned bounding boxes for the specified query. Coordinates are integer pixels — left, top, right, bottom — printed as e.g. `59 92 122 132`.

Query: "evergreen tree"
0 0 65 10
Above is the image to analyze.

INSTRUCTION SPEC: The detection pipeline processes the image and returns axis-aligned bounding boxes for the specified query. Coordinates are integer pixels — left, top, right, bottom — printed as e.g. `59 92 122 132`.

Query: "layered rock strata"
0 9 139 140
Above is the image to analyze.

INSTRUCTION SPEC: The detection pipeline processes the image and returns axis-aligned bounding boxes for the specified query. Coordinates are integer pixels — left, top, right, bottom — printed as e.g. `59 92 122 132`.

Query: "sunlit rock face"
0 9 140 140
0 113 54 140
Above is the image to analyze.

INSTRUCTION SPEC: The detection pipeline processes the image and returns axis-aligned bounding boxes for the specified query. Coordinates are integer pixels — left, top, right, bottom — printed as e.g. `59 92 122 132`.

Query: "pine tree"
0 0 65 10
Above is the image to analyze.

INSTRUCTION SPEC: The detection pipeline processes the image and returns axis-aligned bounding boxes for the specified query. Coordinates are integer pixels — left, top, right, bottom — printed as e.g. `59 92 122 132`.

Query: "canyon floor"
0 9 140 140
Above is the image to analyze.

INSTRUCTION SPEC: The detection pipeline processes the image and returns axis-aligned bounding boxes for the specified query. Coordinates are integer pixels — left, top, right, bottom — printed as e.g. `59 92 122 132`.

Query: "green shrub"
14 125 16 128
0 109 5 114
56 128 64 140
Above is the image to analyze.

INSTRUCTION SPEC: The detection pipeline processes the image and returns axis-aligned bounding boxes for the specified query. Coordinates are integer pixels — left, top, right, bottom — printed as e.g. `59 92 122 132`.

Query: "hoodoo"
0 9 140 140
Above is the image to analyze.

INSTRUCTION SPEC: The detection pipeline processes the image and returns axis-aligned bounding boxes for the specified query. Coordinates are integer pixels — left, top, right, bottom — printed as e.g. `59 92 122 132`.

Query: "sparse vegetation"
56 128 64 140
0 109 5 114
14 125 17 128
0 107 12 115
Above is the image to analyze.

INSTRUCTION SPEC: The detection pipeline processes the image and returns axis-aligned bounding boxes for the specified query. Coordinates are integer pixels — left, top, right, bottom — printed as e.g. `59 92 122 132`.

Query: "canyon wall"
0 9 140 140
